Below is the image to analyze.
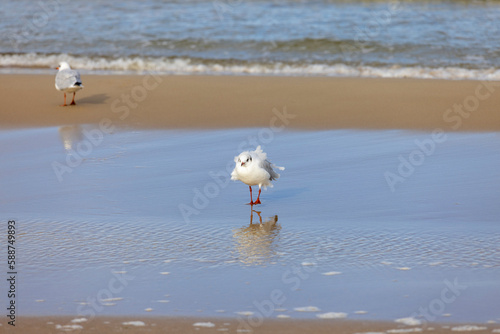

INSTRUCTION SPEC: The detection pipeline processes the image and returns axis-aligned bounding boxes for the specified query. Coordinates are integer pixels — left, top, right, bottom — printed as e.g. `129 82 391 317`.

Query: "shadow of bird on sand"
77 94 109 105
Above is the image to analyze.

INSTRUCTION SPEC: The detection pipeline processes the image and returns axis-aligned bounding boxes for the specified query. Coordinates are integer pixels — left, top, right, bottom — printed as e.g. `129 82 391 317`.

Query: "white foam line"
429 261 443 266
235 311 254 316
3 53 500 80
387 328 423 333
193 322 215 328
277 314 291 319
316 312 347 319
394 317 422 326
55 324 83 331
294 306 321 312
100 297 123 302
451 325 488 331
70 318 88 323
396 267 411 271
301 261 316 266
122 321 146 327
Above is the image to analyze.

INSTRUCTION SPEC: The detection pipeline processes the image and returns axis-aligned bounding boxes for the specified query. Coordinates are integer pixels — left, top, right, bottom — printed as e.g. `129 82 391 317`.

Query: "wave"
1 53 500 80
143 37 389 53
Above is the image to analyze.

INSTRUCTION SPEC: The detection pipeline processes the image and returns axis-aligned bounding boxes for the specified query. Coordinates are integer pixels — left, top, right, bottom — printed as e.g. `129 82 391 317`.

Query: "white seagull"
55 62 83 106
231 146 285 205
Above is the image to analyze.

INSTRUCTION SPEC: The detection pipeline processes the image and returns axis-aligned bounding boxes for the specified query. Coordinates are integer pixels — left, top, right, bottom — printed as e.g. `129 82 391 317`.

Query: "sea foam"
2 53 500 80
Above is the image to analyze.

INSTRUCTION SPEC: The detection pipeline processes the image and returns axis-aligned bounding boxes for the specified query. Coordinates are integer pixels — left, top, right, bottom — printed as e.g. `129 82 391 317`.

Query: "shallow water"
1 127 499 322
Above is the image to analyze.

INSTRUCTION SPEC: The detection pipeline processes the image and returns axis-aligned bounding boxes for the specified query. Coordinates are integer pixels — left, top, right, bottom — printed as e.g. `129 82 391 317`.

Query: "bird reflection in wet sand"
59 125 83 151
233 209 281 265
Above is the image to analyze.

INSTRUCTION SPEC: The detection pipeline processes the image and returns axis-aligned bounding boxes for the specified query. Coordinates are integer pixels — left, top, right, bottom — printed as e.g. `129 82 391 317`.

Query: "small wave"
1 53 500 80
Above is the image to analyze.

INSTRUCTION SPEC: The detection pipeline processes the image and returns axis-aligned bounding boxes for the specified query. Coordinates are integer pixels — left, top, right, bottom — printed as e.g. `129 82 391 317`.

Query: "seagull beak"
55 67 59 70
241 162 245 166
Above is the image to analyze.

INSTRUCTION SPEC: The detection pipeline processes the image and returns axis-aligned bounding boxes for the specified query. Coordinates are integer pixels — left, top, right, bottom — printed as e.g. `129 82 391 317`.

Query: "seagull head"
237 154 252 167
56 62 71 71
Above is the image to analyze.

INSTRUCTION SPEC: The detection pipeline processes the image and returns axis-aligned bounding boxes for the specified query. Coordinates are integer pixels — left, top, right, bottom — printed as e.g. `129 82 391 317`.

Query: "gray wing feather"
56 69 81 89
260 159 280 181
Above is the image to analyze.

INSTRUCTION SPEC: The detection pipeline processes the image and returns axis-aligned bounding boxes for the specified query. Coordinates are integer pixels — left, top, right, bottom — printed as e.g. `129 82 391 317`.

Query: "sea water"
1 127 499 321
1 0 500 79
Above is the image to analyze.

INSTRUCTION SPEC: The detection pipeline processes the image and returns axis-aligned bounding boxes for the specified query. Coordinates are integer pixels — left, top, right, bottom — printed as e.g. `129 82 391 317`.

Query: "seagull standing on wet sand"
55 62 83 106
231 146 285 205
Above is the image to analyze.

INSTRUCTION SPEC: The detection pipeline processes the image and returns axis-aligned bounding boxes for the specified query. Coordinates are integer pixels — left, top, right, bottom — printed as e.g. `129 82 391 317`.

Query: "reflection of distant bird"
55 62 83 106
58 125 82 151
231 146 285 205
233 210 280 265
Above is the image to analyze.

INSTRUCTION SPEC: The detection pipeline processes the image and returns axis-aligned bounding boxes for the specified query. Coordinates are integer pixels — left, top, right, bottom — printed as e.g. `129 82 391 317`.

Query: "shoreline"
1 74 499 131
12 316 500 334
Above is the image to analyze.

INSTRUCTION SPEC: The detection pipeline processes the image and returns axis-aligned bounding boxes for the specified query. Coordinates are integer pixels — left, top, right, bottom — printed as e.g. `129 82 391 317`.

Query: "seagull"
231 146 284 205
55 62 83 106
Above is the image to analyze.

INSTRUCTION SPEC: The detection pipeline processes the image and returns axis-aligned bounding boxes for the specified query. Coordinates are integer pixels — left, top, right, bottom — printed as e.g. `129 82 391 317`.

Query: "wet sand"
10 316 500 334
2 75 500 333
3 128 500 330
0 74 499 131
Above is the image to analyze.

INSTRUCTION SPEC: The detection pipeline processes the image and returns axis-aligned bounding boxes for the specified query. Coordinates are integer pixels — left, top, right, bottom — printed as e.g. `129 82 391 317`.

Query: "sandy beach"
2 74 500 333
1 75 499 131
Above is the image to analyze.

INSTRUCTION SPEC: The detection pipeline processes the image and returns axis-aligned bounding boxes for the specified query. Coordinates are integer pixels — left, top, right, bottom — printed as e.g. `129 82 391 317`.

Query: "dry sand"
9 316 499 334
0 74 499 131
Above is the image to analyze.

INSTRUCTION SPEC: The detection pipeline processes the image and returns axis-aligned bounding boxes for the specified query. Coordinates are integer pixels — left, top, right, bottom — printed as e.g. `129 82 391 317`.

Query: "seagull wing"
259 159 281 181
56 69 82 90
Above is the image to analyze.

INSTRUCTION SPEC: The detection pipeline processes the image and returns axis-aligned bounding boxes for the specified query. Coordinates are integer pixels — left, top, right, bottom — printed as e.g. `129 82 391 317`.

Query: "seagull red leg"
70 92 76 105
247 186 254 205
254 188 262 205
61 93 67 107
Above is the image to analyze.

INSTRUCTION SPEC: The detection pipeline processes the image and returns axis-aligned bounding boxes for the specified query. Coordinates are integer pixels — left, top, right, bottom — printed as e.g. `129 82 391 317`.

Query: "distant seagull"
231 146 285 205
55 62 83 106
